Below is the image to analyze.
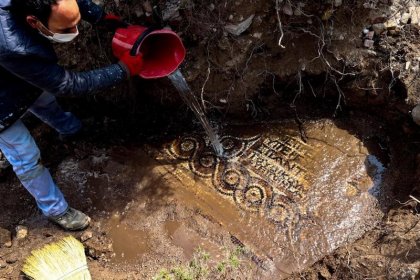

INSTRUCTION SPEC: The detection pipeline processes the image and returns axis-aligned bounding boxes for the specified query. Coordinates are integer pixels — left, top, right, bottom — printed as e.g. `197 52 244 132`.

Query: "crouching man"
0 0 142 230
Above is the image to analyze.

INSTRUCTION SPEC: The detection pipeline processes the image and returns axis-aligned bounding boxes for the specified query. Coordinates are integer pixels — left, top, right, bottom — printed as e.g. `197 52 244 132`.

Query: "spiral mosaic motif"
166 134 312 227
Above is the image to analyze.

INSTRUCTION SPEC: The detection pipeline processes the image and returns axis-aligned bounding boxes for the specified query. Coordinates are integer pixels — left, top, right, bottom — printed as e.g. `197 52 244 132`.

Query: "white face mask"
38 25 79 43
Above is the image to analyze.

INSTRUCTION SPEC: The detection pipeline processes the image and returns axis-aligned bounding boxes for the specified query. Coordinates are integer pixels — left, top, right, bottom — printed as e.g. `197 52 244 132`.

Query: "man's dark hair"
10 0 59 26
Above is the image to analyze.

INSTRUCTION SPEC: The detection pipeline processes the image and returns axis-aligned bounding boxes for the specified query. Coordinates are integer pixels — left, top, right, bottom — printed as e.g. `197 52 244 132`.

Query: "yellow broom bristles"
22 236 91 280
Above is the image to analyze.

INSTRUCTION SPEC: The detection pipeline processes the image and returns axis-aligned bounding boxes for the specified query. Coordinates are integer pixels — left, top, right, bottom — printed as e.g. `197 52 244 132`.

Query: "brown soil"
1 0 420 279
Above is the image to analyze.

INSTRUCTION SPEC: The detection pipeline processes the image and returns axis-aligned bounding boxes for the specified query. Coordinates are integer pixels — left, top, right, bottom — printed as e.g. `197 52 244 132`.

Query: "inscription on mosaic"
164 133 313 227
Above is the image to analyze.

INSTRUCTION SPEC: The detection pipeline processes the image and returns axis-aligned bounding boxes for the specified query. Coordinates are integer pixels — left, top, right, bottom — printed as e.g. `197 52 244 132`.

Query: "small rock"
294 8 302 16
282 3 293 16
294 3 305 16
0 228 11 248
401 12 411 24
0 259 6 269
410 7 420 25
162 0 182 21
384 17 399 29
364 39 374 48
334 0 343 7
142 0 152 14
411 104 420 125
225 15 255 36
366 31 375 40
80 231 93 242
5 253 19 264
134 8 144 18
372 23 385 34
15 225 28 241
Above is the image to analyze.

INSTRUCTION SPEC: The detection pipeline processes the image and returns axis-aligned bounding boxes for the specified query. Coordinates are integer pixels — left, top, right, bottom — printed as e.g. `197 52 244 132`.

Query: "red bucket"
112 25 186 79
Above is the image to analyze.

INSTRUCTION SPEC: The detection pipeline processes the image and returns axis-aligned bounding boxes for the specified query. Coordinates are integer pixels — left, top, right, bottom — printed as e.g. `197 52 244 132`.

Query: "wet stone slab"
147 120 386 277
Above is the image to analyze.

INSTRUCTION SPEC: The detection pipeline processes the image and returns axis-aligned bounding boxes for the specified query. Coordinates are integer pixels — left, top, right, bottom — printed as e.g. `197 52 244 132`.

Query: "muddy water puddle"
59 119 391 278
107 214 150 262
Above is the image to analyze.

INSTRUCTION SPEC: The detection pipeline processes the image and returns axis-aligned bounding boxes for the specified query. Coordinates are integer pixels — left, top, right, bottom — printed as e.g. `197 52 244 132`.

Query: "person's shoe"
48 207 91 231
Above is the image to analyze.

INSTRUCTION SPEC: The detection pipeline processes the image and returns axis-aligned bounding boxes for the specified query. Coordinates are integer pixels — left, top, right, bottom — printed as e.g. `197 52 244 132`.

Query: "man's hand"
98 13 128 30
118 52 144 77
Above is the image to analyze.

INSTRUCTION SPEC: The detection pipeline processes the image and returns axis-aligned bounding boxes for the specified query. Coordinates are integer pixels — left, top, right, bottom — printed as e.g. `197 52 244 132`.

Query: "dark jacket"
0 0 127 131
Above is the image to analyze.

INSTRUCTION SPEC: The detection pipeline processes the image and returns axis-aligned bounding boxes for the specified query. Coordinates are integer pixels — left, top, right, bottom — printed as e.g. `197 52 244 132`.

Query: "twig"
409 195 420 204
275 0 286 48
200 66 211 111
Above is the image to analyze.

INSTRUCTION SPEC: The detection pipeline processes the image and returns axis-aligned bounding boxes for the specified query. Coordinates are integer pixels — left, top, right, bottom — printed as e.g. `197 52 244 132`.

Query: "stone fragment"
372 23 386 34
85 237 113 259
366 31 375 40
80 231 93 242
410 7 420 25
225 15 255 36
142 0 153 14
0 228 11 248
334 0 343 7
15 225 28 241
282 3 293 16
384 17 399 29
5 252 19 264
134 7 144 18
0 260 6 269
162 0 181 21
364 39 375 48
411 104 420 126
401 12 411 24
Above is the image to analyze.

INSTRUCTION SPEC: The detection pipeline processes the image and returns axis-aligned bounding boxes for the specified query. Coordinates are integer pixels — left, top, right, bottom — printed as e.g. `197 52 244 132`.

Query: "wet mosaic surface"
149 120 386 276
55 119 388 278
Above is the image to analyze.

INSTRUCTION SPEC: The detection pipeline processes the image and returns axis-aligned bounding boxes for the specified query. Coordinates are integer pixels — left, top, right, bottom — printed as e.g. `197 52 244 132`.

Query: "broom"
22 236 91 280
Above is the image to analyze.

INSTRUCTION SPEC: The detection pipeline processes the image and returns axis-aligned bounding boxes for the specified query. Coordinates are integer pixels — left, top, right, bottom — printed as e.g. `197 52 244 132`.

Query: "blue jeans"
0 92 81 217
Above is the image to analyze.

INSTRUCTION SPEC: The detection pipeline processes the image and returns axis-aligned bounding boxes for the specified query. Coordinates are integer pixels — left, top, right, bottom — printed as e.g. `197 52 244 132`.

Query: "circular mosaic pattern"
169 137 202 160
213 163 249 196
181 140 195 152
166 134 302 227
234 178 273 213
190 152 218 177
265 194 299 227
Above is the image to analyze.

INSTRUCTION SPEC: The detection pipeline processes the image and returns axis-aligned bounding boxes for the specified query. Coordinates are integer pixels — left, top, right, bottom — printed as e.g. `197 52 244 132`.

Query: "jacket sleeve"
0 52 128 97
77 0 104 24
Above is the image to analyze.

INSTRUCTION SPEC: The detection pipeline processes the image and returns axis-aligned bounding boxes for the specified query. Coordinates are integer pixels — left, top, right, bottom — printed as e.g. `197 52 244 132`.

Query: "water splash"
168 69 224 156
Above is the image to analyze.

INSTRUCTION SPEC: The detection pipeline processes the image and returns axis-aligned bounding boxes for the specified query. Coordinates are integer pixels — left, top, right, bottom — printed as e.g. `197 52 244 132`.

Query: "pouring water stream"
168 69 224 156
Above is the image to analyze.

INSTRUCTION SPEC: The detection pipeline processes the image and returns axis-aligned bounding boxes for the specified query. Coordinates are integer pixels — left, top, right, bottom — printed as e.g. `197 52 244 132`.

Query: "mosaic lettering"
164 133 313 227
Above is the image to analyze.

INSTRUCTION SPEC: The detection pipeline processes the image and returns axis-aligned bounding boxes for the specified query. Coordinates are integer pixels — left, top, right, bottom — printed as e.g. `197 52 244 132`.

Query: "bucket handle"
129 26 159 56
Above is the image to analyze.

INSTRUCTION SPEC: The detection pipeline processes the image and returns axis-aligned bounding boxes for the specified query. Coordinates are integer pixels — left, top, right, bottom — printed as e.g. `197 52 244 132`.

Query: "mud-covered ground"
1 0 420 279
